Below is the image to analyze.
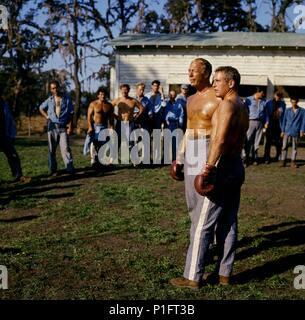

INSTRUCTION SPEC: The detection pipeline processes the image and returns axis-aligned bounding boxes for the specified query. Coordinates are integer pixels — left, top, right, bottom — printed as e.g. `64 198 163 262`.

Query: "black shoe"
49 171 58 177
66 169 75 175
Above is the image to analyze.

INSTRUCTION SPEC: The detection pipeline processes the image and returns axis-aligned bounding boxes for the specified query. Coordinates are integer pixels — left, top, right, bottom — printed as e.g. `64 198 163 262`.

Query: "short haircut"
50 80 60 88
193 58 212 78
290 96 299 102
120 83 130 91
96 86 107 95
215 66 241 88
151 80 160 86
255 86 265 93
136 82 145 88
274 91 283 99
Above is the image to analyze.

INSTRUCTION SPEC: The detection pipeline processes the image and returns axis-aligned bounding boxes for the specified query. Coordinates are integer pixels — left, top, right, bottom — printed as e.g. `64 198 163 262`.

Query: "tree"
269 0 305 32
0 0 51 115
195 0 249 32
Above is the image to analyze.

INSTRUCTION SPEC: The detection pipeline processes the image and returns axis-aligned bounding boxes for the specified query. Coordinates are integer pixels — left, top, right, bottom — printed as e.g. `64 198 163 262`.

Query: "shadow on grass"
14 138 47 147
0 184 80 207
234 220 305 284
0 247 22 254
0 214 39 223
236 224 305 261
233 252 305 284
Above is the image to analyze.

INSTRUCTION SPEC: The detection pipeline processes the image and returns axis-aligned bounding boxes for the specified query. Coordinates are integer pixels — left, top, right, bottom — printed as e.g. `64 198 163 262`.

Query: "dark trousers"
0 138 23 178
264 125 282 161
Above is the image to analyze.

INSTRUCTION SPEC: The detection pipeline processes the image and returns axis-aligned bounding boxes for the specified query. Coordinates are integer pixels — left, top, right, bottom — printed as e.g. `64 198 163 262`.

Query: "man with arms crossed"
170 66 248 289
112 84 144 157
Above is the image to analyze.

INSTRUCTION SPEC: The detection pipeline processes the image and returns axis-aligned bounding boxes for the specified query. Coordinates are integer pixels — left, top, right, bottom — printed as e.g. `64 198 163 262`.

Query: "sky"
39 0 305 93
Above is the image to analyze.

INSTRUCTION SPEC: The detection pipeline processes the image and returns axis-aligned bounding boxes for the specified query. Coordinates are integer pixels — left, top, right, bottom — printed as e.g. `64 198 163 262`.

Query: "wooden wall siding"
111 48 305 99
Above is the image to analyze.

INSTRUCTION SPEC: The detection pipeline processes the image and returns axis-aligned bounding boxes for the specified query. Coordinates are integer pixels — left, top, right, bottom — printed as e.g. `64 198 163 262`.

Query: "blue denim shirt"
265 99 286 126
134 96 153 117
245 95 267 122
145 92 166 114
281 107 305 137
176 94 187 110
39 94 74 125
163 100 184 128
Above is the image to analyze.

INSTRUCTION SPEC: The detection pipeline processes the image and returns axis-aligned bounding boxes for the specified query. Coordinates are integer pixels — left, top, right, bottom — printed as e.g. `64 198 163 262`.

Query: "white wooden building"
110 32 305 104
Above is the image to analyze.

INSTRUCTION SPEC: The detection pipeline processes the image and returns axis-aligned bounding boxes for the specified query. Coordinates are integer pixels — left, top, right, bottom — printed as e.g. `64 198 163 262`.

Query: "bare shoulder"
219 99 236 115
88 100 97 109
104 101 114 112
111 97 119 105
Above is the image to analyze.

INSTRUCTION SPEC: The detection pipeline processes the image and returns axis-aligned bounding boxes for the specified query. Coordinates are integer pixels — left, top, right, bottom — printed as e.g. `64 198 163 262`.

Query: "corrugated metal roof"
111 32 305 48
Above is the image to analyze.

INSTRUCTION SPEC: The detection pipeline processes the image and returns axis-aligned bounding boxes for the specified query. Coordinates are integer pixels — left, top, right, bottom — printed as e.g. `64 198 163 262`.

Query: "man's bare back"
207 67 249 165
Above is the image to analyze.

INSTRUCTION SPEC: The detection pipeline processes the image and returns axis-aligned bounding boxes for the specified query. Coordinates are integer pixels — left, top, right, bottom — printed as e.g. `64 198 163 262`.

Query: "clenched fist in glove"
170 160 184 181
194 163 217 196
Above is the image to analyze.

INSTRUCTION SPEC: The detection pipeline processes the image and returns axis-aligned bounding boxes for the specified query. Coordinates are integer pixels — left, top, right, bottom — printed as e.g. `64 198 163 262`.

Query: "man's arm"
264 101 271 128
39 99 49 120
111 98 119 120
206 101 234 167
133 99 144 121
87 103 94 134
280 109 287 136
66 97 74 135
108 103 115 129
301 110 305 138
178 104 184 128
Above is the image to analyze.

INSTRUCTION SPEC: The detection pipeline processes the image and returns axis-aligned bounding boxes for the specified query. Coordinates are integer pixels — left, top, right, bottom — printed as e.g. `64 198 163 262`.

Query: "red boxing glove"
170 160 184 181
194 163 217 196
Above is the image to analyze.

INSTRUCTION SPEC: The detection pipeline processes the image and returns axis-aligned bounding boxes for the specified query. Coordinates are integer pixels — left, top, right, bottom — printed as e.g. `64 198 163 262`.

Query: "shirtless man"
169 57 220 285
112 84 144 152
86 87 114 166
170 66 248 289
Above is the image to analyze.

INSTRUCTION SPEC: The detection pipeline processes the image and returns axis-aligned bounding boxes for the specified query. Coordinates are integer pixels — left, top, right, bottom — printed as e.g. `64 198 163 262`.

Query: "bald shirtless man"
112 84 144 156
86 87 114 166
170 66 248 289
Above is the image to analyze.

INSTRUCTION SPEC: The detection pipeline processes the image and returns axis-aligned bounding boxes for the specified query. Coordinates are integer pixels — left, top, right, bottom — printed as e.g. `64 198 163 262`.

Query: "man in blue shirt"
280 97 305 168
145 80 166 131
39 80 75 176
263 91 286 164
176 84 189 132
244 87 267 165
163 89 184 161
134 82 153 134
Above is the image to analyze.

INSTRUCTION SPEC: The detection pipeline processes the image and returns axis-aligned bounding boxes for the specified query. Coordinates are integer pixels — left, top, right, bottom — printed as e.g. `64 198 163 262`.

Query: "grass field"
0 135 305 300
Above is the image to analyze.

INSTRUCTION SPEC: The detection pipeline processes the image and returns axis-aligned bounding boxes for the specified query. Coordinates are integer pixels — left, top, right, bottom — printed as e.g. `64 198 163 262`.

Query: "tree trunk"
72 0 81 129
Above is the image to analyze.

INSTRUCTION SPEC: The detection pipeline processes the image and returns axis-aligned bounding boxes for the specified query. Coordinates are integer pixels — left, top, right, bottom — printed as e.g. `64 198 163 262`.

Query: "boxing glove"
194 163 217 196
170 160 184 181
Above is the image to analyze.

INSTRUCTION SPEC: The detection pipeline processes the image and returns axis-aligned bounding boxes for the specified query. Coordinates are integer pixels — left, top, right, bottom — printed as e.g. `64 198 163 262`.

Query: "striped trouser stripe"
187 196 210 280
